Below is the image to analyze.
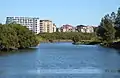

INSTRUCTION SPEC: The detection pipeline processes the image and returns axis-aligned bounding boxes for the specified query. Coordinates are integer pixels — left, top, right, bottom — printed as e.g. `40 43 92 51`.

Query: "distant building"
6 17 40 34
76 25 94 33
60 24 76 32
40 20 54 33
6 17 57 34
56 28 61 32
53 23 56 32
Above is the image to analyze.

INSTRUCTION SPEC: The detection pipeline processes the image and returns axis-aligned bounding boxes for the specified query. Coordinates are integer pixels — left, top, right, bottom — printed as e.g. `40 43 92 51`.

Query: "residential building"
6 17 40 34
60 24 75 32
53 23 56 32
56 28 61 32
40 20 53 33
76 25 94 33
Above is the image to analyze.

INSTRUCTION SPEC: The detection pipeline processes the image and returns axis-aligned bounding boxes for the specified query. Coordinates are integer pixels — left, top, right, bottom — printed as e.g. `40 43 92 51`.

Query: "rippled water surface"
0 42 120 78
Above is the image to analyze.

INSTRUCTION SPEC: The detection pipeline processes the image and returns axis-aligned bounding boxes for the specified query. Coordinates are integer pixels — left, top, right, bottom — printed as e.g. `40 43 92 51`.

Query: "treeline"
38 32 96 41
38 7 120 46
96 7 120 46
0 24 39 51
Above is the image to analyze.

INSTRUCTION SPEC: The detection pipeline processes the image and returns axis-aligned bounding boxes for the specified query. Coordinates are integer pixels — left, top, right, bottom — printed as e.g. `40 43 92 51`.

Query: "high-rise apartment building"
40 20 54 33
6 17 40 34
6 17 57 34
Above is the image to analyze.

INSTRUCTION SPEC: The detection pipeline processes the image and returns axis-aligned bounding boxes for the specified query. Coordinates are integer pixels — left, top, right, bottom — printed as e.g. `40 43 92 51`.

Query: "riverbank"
104 42 120 49
71 40 101 45
40 39 101 45
40 40 73 43
40 39 120 49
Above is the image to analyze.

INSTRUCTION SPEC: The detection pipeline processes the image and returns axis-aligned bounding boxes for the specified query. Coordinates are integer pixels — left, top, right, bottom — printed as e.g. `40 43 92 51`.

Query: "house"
60 24 76 32
76 25 94 33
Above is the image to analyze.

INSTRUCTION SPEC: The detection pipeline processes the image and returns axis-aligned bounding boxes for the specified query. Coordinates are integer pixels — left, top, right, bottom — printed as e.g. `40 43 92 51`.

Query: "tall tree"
110 12 116 27
114 7 120 38
115 7 120 27
97 14 116 43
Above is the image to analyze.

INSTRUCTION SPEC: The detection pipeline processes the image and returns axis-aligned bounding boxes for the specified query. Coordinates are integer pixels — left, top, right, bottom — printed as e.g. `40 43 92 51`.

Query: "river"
0 42 120 78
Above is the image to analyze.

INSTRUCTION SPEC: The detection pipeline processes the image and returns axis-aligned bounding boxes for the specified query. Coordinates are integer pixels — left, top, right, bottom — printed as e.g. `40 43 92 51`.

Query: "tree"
0 25 19 50
97 14 116 43
115 7 120 38
115 7 120 27
72 35 80 43
0 24 39 51
110 12 116 27
10 24 39 48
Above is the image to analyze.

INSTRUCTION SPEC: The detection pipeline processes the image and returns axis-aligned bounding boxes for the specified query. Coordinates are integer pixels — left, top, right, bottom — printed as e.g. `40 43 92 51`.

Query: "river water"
0 42 120 78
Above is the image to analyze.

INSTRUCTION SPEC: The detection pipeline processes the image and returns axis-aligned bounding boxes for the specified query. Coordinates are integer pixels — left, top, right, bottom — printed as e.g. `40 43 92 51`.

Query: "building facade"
6 17 40 34
40 20 54 33
6 17 56 34
60 24 76 32
53 23 56 32
77 25 94 33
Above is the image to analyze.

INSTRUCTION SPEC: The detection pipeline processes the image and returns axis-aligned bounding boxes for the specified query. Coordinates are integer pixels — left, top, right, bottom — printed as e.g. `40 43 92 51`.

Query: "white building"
6 17 40 34
77 25 94 33
53 23 56 32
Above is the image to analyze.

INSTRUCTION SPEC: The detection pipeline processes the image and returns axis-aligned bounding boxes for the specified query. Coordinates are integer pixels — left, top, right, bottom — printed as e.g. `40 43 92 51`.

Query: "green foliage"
115 26 120 38
0 24 19 50
115 7 120 26
97 14 116 43
0 24 39 51
72 35 80 43
38 32 96 41
115 7 120 38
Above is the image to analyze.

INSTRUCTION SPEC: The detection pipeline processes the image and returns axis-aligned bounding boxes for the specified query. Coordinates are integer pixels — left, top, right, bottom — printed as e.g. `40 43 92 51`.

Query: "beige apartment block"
40 20 54 33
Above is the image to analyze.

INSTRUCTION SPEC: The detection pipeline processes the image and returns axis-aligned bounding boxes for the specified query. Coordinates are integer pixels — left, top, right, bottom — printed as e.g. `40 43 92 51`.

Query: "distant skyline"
0 0 120 27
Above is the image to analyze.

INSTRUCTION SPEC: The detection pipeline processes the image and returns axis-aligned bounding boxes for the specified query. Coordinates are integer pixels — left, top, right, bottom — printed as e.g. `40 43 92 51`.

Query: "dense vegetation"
0 24 39 51
96 7 120 47
38 32 97 42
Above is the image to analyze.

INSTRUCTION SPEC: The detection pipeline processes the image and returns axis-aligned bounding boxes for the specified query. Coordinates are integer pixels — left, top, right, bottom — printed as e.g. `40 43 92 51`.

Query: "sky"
0 0 120 27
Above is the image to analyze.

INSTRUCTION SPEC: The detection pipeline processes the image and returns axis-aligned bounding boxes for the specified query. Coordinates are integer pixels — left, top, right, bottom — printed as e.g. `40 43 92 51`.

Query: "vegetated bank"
38 32 98 43
38 7 120 48
96 7 120 49
0 24 39 51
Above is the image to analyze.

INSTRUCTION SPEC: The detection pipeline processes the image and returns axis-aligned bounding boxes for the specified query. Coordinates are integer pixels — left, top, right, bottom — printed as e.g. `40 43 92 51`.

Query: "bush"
0 24 39 51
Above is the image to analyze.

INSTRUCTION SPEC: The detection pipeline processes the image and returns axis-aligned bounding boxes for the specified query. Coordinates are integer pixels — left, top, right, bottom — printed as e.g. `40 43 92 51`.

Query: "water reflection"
0 43 120 78
0 48 37 56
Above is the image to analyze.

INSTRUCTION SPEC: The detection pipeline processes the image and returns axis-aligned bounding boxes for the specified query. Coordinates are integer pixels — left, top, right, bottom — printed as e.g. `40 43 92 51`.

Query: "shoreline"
40 40 73 43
